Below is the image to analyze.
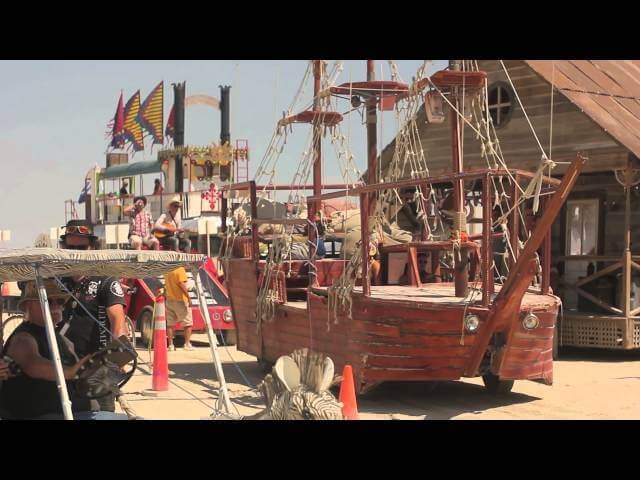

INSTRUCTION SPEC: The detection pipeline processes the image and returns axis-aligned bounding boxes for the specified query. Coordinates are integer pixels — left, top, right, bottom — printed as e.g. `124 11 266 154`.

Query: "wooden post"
311 60 323 220
623 166 633 347
420 184 431 241
366 60 378 187
308 199 317 288
510 174 520 268
482 175 493 306
360 192 370 297
221 193 228 234
542 195 551 295
408 246 422 288
450 60 468 298
250 181 259 261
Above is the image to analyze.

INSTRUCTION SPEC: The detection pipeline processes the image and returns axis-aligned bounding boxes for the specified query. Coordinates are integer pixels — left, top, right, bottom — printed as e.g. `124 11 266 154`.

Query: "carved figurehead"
251 349 344 420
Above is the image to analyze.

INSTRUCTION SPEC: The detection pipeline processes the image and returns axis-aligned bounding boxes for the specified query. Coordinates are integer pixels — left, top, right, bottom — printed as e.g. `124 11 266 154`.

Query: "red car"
122 258 235 347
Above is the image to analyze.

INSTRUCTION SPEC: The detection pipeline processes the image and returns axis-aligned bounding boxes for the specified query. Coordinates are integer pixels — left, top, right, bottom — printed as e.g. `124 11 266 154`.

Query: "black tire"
221 329 237 346
482 373 514 394
138 309 154 347
125 316 136 350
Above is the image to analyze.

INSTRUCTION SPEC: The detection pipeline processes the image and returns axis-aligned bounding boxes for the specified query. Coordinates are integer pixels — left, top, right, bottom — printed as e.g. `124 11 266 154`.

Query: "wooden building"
380 60 640 350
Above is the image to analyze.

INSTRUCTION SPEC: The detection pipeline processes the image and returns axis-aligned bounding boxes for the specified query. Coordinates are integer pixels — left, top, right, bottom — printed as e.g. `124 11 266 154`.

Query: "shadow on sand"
557 346 640 363
355 380 540 420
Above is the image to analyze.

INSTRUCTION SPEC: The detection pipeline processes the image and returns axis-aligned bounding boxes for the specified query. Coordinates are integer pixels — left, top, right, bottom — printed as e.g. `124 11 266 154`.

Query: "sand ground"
117 333 640 420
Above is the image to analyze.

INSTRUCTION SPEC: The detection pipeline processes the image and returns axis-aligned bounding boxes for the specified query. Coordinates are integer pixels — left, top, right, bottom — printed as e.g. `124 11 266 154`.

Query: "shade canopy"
0 248 206 282
101 160 163 180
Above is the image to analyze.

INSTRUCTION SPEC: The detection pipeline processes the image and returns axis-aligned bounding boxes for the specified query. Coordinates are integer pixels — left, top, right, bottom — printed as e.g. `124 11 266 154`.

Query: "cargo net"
329 60 556 325
230 61 366 330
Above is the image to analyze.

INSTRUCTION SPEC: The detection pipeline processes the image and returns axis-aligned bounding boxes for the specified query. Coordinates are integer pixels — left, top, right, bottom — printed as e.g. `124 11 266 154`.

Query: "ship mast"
311 60 323 218
366 60 378 186
449 59 469 297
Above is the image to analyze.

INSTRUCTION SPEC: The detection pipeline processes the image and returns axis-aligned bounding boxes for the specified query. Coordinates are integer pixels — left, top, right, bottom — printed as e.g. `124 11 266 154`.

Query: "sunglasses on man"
65 225 91 235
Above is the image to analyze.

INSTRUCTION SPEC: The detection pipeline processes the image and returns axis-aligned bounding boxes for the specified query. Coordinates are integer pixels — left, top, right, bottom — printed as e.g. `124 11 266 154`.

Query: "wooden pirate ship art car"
221 60 586 394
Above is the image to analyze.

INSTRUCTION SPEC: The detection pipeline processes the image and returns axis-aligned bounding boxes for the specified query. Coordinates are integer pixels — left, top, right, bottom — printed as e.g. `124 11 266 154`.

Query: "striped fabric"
138 81 164 145
111 92 125 149
123 91 144 152
0 248 206 282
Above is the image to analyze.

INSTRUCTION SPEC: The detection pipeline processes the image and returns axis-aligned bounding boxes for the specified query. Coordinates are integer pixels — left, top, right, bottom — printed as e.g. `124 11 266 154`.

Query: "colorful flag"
165 104 175 142
78 177 91 204
110 92 125 148
123 91 144 151
138 81 164 144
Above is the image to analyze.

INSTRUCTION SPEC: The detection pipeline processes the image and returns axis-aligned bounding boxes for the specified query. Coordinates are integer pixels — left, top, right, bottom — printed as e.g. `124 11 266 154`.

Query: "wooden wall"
379 60 631 178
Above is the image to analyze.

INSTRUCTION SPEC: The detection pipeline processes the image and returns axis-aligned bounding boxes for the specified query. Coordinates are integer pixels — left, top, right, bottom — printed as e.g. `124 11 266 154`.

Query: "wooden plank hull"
226 258 559 393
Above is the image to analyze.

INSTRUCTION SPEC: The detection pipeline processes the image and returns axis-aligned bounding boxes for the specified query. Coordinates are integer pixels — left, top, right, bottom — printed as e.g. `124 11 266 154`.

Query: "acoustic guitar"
153 223 181 239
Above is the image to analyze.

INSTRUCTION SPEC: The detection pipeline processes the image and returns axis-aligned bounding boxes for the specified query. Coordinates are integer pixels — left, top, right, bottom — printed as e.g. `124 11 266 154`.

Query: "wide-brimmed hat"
133 195 148 206
166 195 183 208
18 280 71 309
60 219 98 243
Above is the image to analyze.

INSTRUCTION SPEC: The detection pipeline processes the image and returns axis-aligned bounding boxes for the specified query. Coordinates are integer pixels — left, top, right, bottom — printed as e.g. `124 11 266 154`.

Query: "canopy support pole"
35 267 74 420
191 267 233 414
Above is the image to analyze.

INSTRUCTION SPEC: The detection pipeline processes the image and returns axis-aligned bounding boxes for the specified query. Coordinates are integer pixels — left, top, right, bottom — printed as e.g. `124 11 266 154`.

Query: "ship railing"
306 168 560 306
218 170 560 307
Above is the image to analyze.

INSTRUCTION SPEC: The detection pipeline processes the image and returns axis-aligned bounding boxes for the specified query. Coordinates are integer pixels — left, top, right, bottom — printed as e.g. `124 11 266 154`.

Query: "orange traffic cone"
151 296 169 391
338 365 359 420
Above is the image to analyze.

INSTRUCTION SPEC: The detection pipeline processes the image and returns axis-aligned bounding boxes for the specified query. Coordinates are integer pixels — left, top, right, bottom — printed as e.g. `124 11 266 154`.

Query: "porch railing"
95 189 221 224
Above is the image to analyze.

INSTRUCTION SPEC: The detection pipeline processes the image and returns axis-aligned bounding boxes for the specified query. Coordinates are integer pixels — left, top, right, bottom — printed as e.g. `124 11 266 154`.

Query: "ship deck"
318 283 560 309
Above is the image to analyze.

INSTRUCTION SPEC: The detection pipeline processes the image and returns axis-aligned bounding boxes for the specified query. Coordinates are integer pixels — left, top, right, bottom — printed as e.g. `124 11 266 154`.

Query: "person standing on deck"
119 179 129 196
164 267 194 351
153 178 164 195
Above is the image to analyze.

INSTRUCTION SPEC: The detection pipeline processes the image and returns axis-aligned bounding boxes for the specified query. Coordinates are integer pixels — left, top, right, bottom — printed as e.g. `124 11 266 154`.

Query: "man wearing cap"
124 196 159 251
154 195 192 253
0 280 128 419
58 219 128 413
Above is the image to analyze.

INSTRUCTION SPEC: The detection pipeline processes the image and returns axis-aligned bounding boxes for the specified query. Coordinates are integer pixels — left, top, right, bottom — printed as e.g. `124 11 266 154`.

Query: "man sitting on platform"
154 196 192 253
124 196 159 251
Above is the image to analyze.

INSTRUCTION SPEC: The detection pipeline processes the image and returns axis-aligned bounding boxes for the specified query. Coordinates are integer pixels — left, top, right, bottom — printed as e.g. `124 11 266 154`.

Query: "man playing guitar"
153 196 192 253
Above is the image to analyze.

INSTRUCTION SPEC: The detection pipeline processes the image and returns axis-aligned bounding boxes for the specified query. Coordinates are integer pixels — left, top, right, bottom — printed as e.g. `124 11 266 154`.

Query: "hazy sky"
0 60 447 248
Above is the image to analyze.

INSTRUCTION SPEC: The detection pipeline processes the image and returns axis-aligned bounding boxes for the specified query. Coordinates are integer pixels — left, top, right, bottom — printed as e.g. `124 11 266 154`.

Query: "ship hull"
226 258 558 393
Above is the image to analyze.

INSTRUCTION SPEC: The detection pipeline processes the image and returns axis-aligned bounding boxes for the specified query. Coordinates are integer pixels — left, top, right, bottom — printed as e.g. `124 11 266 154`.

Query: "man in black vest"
58 219 128 413
0 280 128 419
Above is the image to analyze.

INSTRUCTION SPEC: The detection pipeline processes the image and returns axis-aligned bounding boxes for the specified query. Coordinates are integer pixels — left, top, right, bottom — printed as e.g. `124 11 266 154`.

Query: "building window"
487 82 513 128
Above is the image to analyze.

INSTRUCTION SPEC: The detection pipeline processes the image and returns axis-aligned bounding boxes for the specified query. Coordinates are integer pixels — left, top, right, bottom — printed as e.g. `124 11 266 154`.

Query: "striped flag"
123 91 144 152
110 92 125 148
138 81 164 144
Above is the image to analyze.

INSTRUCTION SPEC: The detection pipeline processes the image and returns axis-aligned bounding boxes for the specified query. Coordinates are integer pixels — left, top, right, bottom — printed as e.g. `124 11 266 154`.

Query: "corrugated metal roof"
526 60 640 160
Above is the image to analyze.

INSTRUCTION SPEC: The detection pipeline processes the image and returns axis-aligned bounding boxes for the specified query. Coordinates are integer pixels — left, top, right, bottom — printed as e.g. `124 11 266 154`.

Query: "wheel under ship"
222 60 586 394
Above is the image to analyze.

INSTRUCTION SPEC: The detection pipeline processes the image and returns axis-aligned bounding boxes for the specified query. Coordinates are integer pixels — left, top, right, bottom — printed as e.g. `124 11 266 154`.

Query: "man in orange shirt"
164 267 194 351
